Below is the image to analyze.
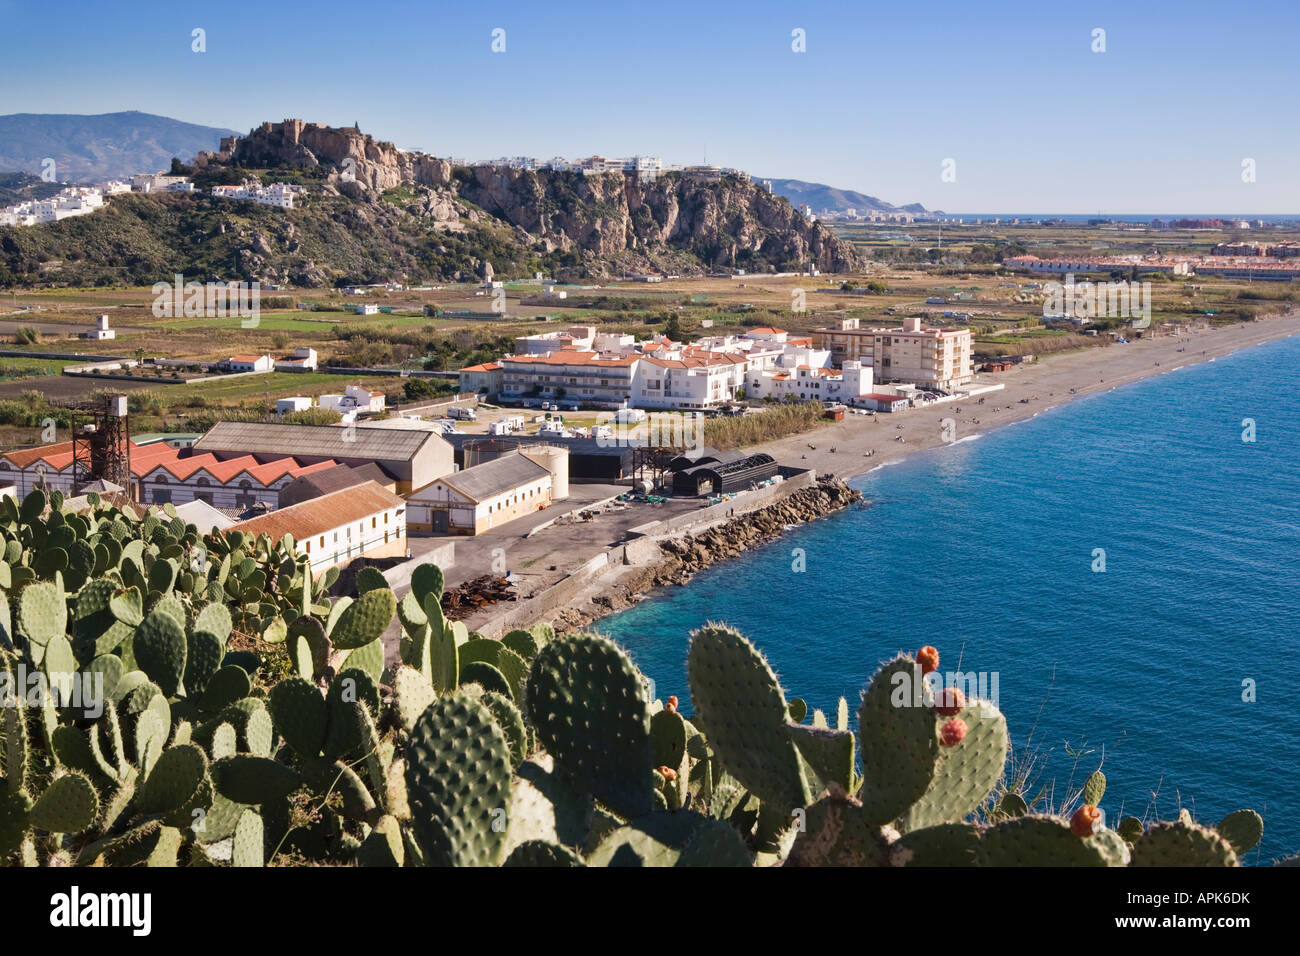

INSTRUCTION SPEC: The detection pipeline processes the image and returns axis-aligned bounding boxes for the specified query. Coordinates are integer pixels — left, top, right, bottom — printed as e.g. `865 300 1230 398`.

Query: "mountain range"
0 111 238 182
0 112 926 215
761 178 933 216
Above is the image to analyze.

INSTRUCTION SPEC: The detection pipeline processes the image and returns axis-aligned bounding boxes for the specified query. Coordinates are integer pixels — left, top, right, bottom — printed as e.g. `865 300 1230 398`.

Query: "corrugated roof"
426 452 551 504
286 462 387 499
227 481 403 542
439 433 647 454
194 421 443 462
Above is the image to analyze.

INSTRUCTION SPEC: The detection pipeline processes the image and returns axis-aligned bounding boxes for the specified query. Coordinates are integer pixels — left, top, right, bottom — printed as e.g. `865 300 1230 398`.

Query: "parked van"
614 408 646 425
447 406 476 421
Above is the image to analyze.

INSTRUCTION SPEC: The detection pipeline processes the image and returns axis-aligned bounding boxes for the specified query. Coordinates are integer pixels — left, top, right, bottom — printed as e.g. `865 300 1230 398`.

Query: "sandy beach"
541 310 1300 630
753 310 1300 483
459 310 1300 636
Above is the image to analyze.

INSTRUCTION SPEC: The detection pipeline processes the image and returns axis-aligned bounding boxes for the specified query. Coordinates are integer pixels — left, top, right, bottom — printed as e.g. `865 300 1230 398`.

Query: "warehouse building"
278 462 395 507
671 452 779 497
226 480 407 573
438 432 642 482
406 451 553 535
191 422 452 494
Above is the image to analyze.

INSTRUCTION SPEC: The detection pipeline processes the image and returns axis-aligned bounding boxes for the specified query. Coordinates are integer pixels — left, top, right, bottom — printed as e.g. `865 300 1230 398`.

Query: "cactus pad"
687 625 811 814
28 772 99 834
1129 820 1238 867
526 632 655 820
405 691 513 867
901 698 1008 831
856 656 937 826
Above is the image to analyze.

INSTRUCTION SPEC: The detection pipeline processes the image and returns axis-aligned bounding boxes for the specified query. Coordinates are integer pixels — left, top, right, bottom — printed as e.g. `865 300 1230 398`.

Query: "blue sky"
1 0 1296 213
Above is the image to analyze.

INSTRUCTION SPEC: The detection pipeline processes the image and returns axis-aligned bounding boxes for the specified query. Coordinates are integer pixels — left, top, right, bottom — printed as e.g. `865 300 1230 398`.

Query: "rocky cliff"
219 120 865 277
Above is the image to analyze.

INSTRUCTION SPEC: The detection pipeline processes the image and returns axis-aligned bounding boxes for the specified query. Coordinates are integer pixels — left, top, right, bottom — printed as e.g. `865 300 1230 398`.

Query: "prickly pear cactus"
687 624 810 813
405 692 513 867
525 632 655 820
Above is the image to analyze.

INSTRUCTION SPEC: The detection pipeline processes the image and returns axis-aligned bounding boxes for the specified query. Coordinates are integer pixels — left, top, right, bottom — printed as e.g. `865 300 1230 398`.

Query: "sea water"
599 333 1300 861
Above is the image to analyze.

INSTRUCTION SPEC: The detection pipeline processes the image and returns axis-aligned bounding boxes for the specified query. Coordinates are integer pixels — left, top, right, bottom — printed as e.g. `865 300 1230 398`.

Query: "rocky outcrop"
233 120 454 193
454 164 863 275
553 479 862 630
225 120 867 277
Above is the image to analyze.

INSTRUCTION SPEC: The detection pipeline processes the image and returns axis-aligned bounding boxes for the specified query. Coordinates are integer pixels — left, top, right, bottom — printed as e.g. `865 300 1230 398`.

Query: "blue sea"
599 333 1300 862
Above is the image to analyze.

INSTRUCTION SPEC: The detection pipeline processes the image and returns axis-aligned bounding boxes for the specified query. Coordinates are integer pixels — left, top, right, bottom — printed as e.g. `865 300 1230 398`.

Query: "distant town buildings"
0 184 111 226
466 154 751 181
210 182 299 208
1004 253 1300 281
132 173 194 193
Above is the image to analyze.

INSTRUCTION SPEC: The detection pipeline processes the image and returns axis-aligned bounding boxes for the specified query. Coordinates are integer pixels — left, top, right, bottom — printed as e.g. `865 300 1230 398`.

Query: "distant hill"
0 119 866 288
0 111 239 182
762 177 933 216
0 171 63 206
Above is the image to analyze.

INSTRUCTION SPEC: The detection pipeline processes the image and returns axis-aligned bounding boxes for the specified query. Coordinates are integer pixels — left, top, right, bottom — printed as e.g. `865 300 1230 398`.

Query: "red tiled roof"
460 362 502 372
227 481 403 542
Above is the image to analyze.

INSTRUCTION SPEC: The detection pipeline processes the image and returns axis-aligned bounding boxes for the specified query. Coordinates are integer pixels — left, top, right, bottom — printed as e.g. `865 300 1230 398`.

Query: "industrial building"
279 462 395 507
191 422 452 494
671 452 779 497
227 481 407 573
438 433 641 482
406 451 556 535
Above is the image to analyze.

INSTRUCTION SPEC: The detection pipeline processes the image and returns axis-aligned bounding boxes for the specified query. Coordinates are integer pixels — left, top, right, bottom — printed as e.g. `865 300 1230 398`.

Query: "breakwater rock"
652 479 861 585
554 478 861 630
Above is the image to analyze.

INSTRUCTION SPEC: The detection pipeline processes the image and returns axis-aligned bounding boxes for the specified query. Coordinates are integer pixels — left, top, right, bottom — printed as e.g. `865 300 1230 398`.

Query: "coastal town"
3 0 1300 894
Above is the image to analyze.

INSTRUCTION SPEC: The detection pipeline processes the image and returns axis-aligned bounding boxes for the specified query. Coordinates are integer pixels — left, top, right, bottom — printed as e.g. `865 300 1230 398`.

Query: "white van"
447 406 477 421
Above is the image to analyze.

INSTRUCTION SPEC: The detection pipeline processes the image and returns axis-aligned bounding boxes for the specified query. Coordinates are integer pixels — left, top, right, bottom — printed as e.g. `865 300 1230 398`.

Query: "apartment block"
813 316 973 391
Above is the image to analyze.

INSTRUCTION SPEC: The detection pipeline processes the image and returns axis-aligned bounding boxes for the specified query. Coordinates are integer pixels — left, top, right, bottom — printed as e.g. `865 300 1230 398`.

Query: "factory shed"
672 453 779 497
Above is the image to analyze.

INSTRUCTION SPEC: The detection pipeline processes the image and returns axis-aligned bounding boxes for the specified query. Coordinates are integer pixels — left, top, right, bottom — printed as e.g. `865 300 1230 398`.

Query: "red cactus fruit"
938 718 967 747
1071 805 1103 838
657 765 678 782
934 687 966 716
917 646 940 675
665 696 678 714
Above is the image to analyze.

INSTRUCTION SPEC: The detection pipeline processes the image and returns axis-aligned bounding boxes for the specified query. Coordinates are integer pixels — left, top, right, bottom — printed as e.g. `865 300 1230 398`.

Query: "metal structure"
67 395 132 497
672 453 778 497
632 446 675 489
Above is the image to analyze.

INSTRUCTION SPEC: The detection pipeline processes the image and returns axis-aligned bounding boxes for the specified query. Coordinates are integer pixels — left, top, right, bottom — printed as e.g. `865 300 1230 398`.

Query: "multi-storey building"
632 349 747 410
813 316 973 391
499 351 639 408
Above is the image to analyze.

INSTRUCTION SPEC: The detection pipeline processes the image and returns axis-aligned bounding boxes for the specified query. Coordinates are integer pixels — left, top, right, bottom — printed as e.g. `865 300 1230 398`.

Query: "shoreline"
484 310 1300 634
754 309 1300 486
